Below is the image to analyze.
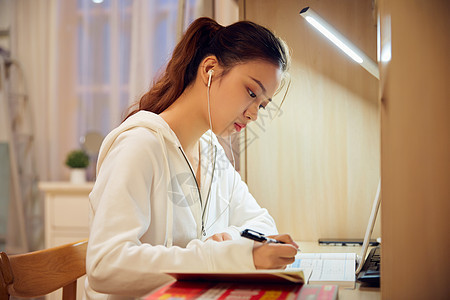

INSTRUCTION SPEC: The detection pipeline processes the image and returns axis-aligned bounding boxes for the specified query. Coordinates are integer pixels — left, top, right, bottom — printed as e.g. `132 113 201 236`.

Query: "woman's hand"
206 232 232 242
252 234 299 269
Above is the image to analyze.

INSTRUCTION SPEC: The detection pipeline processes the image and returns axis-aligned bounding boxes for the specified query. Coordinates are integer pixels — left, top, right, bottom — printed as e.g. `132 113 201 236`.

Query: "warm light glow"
379 15 392 63
305 16 363 64
381 42 392 63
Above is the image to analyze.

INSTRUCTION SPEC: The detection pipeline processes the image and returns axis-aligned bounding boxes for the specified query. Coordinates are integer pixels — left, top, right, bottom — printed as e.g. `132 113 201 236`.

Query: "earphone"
207 69 214 133
207 69 214 87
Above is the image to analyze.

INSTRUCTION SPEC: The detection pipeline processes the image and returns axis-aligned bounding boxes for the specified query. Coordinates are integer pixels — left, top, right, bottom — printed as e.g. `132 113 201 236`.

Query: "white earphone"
207 69 214 87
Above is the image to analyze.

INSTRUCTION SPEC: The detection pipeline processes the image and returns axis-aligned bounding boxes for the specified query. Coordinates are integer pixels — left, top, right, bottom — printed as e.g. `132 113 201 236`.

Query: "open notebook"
287 180 381 288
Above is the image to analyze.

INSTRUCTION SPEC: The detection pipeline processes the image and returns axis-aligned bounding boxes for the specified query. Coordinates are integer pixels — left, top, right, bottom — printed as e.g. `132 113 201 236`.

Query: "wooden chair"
0 240 87 300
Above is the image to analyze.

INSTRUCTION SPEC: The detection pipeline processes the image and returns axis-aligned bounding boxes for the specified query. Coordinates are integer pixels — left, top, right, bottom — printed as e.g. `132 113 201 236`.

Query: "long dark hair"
125 17 290 119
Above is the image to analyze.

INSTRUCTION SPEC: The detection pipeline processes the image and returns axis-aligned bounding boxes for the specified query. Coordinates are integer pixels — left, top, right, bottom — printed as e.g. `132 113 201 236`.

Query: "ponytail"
125 17 289 119
126 18 222 118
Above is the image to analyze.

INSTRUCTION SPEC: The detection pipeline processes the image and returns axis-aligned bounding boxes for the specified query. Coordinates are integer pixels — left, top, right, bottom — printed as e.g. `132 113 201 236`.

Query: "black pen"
241 229 283 244
240 229 301 252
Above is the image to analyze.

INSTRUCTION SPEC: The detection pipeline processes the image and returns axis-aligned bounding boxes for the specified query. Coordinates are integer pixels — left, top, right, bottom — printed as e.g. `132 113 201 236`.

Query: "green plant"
65 149 90 169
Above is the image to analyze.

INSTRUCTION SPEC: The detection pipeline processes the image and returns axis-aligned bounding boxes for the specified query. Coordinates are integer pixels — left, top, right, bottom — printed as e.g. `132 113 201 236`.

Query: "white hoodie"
85 111 278 299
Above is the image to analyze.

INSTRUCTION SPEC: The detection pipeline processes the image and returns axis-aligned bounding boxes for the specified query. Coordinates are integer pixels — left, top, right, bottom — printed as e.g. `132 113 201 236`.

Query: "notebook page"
288 253 356 285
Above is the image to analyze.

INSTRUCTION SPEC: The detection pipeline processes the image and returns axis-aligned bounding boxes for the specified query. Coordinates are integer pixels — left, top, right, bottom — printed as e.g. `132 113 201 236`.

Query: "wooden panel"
242 0 380 241
379 0 450 298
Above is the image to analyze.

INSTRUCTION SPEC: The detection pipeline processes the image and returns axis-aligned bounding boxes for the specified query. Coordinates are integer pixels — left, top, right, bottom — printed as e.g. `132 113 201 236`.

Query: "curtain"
3 0 60 252
77 0 135 180
10 0 59 183
129 0 169 108
129 0 200 110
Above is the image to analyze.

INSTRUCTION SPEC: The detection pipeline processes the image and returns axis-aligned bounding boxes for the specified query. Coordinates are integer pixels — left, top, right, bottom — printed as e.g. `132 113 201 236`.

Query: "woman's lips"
234 123 246 132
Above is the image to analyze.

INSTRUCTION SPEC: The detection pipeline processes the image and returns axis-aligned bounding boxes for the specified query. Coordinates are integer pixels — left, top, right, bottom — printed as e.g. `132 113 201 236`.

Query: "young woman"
85 17 298 298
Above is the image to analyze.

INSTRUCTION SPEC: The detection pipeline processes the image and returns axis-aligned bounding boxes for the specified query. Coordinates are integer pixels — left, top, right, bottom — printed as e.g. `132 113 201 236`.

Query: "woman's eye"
248 88 257 98
259 104 266 110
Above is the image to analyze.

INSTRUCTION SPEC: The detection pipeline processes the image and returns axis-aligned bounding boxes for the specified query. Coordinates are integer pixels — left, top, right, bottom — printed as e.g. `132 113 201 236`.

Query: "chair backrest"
0 240 87 300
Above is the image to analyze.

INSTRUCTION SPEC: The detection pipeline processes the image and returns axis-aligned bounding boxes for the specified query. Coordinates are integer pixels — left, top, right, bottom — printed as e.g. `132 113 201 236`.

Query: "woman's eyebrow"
249 76 272 102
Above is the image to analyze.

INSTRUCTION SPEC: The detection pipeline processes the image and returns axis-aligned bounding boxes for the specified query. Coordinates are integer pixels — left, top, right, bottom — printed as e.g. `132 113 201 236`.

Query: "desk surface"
298 241 380 300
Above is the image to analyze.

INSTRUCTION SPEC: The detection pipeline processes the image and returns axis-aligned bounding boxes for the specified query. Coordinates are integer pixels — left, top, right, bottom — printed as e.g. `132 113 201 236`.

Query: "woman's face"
210 60 282 138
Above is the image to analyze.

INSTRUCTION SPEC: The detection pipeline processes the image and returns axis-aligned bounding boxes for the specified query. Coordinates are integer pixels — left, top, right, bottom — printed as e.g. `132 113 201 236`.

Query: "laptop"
355 179 381 286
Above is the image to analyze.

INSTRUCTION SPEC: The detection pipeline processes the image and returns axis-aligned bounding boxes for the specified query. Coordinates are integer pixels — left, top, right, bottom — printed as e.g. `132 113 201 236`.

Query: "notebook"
288 180 381 288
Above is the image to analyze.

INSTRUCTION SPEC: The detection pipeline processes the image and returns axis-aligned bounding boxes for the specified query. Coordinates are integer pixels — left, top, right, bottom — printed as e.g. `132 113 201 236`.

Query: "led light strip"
300 7 379 79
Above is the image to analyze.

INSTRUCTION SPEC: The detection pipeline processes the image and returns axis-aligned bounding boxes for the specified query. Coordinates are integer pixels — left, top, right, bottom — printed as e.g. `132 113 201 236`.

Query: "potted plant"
65 149 90 184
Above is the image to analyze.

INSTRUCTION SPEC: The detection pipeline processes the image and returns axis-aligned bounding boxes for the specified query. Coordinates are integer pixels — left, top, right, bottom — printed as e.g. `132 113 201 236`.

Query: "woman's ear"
200 56 219 86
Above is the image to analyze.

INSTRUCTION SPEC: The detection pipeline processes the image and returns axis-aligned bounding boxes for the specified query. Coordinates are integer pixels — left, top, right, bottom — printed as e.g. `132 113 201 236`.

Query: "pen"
240 229 301 252
241 229 283 244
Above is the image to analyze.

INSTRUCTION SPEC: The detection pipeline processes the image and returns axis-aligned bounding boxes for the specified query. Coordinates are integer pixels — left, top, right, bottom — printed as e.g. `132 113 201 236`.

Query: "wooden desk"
298 241 380 300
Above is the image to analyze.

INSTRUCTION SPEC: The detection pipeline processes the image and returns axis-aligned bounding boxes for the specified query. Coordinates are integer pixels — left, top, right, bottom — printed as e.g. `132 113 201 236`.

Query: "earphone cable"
203 72 236 233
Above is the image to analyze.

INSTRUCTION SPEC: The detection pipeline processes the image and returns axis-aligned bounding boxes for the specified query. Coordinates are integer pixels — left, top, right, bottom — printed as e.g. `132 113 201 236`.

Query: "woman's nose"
244 102 259 122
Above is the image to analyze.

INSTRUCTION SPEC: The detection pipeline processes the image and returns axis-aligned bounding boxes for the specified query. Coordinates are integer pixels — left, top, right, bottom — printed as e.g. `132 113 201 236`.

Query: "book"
288 252 356 288
163 268 308 284
146 280 338 300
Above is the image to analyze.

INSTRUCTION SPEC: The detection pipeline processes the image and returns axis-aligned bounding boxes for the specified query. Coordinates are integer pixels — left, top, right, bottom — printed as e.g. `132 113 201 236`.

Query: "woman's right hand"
252 234 299 269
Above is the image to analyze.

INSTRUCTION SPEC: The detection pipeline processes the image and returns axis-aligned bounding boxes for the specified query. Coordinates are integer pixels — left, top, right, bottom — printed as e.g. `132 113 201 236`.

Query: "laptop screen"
355 179 381 274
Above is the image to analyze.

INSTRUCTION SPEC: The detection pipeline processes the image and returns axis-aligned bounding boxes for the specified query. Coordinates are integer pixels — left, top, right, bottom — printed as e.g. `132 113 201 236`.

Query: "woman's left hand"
206 232 232 242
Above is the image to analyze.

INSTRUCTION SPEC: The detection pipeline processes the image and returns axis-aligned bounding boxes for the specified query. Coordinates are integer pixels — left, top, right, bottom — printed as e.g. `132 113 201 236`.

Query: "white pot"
70 168 87 184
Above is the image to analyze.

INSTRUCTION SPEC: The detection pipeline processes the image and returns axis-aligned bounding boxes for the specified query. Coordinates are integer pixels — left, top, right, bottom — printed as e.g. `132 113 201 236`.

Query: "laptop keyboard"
357 246 381 286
